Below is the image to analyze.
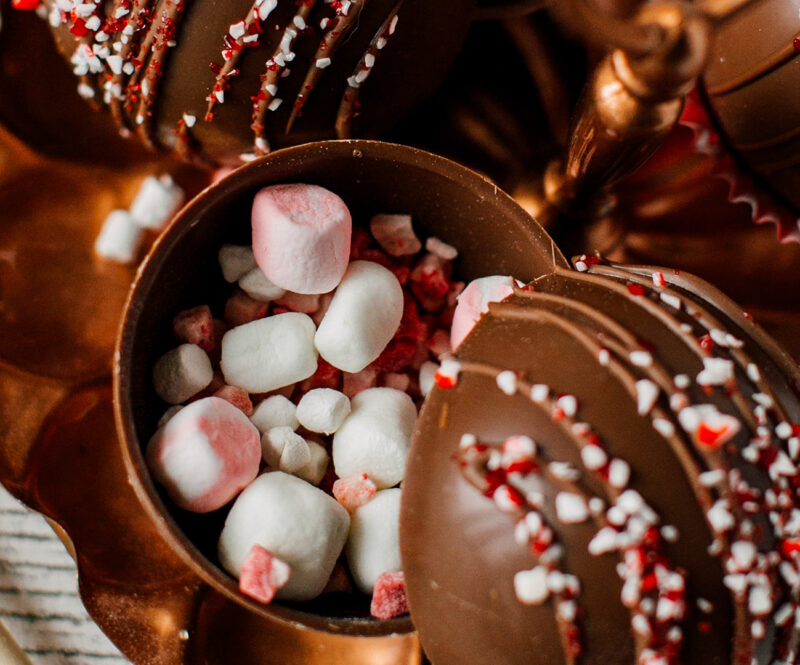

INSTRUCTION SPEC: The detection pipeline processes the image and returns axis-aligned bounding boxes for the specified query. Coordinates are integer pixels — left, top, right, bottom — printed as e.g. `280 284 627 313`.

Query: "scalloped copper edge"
680 88 800 244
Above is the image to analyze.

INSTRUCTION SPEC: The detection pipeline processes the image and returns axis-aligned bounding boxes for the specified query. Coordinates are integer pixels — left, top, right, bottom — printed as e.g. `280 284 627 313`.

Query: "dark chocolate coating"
115 140 564 643
401 259 800 665
702 0 800 212
46 0 474 165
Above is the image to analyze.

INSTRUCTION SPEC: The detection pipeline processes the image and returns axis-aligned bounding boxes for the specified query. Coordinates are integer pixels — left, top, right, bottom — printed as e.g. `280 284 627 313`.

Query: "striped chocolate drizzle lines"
455 307 690 665
334 0 401 139
250 0 319 155
578 260 800 664
286 0 368 132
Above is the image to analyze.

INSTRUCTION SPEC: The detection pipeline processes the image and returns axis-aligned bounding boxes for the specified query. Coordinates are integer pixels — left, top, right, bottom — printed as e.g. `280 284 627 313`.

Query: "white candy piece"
295 440 330 486
94 209 144 264
262 427 311 474
315 261 404 373
333 387 416 488
296 388 351 434
218 472 350 601
152 343 214 404
419 361 438 397
450 275 516 350
129 175 185 231
221 313 318 393
239 267 287 301
219 244 257 283
250 395 299 433
346 488 402 593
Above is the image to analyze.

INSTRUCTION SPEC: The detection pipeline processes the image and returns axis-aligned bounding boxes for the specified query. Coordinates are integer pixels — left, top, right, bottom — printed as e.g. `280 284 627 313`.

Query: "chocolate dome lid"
400 256 800 665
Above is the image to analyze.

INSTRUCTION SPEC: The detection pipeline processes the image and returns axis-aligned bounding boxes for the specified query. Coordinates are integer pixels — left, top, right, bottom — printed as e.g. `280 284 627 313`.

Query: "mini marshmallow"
315 261 404 373
252 184 352 294
221 312 318 393
296 388 351 434
152 343 214 404
419 361 438 397
369 214 422 256
450 275 516 350
218 472 350 601
172 305 215 352
346 488 402 593
250 395 299 433
239 267 287 301
219 244 256 283
333 473 377 513
95 209 144 264
262 427 311 474
238 544 291 604
129 174 185 231
146 397 261 512
333 387 416 488
295 440 330 486
224 290 270 326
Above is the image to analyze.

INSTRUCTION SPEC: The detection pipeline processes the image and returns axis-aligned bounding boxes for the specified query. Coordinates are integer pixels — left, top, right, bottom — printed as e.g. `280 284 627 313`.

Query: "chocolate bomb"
401 257 800 665
43 0 473 164
702 0 800 213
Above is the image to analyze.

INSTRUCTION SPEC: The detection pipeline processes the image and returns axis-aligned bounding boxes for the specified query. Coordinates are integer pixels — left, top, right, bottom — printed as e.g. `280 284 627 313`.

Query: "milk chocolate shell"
401 257 800 665
702 0 800 213
115 140 566 656
44 0 473 164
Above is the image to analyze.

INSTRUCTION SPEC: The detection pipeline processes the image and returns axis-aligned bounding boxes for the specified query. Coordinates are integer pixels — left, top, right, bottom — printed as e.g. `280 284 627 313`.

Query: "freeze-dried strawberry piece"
370 571 408 619
410 253 452 301
224 290 269 326
372 338 417 372
370 214 422 256
350 227 371 259
390 264 411 286
298 358 342 394
173 305 216 352
395 296 423 340
342 367 379 398
426 329 452 357
358 248 394 270
214 385 254 416
333 473 377 512
239 544 291 604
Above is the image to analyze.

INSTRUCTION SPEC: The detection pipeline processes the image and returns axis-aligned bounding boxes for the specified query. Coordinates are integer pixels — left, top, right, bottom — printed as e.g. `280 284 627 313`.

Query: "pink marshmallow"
450 275 516 350
251 184 352 294
146 396 261 513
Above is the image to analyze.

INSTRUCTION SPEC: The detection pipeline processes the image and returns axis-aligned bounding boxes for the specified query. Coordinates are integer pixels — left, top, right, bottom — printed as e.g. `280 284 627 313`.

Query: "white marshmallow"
250 395 299 433
315 261 404 373
221 313 318 393
129 175 185 230
239 266 287 301
346 488 402 593
419 361 438 397
94 209 144 264
332 387 416 488
261 427 311 474
295 441 330 486
218 472 350 601
146 397 261 512
219 244 257 283
296 388 351 434
152 343 214 404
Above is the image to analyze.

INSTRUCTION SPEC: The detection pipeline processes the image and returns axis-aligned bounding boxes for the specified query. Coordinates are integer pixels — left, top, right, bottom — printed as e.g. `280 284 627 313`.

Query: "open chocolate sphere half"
43 0 474 165
401 257 800 665
115 139 564 660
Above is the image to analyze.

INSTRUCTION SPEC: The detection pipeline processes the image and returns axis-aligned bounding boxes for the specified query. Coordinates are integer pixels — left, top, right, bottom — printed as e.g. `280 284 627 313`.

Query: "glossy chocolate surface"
703 0 800 212
402 259 800 665
116 140 565 639
45 0 474 164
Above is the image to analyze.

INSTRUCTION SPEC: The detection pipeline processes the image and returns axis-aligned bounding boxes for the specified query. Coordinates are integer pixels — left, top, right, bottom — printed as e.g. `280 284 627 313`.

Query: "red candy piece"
299 358 342 393
214 385 254 416
173 305 216 352
410 253 452 305
12 0 40 9
239 544 291 605
333 473 377 512
370 571 408 620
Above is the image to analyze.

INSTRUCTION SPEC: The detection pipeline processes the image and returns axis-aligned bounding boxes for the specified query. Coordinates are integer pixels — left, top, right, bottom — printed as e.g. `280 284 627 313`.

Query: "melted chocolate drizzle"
442 257 800 664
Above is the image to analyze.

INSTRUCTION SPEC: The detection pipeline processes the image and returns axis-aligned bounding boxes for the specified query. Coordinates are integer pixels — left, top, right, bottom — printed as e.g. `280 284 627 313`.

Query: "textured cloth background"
0 485 129 665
